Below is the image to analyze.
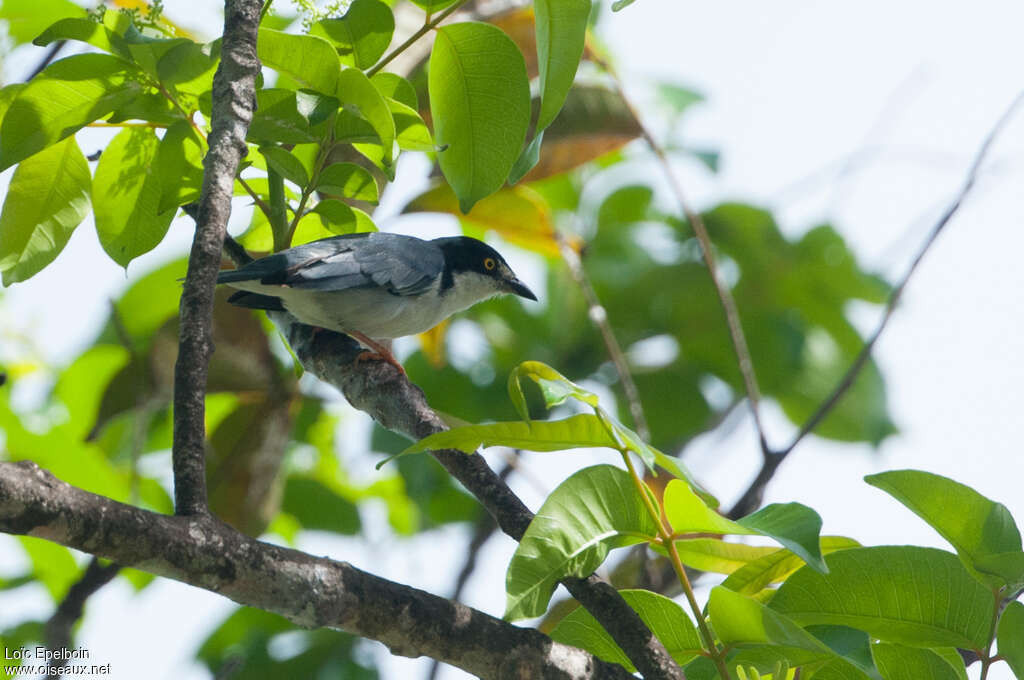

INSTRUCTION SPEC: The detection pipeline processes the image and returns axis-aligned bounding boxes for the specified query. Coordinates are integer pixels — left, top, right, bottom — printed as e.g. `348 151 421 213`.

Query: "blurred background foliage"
0 0 896 676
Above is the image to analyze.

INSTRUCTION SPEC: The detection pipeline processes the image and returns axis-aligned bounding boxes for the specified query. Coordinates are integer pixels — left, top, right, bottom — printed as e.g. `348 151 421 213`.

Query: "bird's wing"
217 233 444 297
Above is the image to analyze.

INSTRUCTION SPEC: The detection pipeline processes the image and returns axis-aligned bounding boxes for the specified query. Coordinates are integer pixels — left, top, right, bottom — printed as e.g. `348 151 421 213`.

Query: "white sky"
2 1 1023 679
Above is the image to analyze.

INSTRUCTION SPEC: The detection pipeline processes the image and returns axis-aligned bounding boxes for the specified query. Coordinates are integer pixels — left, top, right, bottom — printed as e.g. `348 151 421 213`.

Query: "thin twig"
730 90 1024 518
44 558 121 671
27 40 65 80
600 60 769 455
558 237 651 440
365 0 468 78
171 0 261 515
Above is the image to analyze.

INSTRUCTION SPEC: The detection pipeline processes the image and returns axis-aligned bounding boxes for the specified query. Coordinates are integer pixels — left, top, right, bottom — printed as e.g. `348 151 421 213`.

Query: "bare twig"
559 237 651 440
599 60 769 455
730 90 1024 519
171 0 261 515
44 558 121 671
27 40 65 81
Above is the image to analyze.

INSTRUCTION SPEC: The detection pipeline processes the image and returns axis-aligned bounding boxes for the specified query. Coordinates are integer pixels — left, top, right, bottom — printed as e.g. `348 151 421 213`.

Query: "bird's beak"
506 277 537 301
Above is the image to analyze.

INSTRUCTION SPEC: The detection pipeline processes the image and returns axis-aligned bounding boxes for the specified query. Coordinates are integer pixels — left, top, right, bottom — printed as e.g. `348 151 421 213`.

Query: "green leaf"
33 17 125 55
0 0 82 45
507 131 544 185
508 359 599 418
657 83 704 116
156 121 204 214
429 22 530 212
664 480 827 572
310 199 357 234
258 28 340 96
505 464 658 620
534 0 590 131
409 0 459 11
311 0 394 70
316 162 378 203
870 643 964 680
738 503 827 573
721 536 861 596
0 53 140 170
337 67 395 168
770 546 994 650
93 127 176 268
550 589 702 671
401 413 624 458
391 99 434 151
0 136 90 285
371 72 417 108
999 601 1024 678
611 0 637 10
248 89 323 144
865 469 1024 587
668 538 780 575
709 586 836 668
259 146 310 188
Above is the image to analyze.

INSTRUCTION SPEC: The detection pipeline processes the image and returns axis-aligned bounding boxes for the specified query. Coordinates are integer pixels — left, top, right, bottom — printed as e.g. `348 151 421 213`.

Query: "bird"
217 231 537 370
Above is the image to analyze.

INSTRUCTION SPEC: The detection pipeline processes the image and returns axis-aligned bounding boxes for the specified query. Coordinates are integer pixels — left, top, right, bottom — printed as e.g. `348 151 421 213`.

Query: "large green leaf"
770 546 994 650
258 28 340 96
0 136 90 285
998 601 1024 678
870 643 964 680
669 538 780 575
93 127 176 268
550 589 701 671
534 0 590 131
311 0 394 70
429 22 530 212
663 480 827 572
865 469 1024 587
504 464 658 620
0 53 140 170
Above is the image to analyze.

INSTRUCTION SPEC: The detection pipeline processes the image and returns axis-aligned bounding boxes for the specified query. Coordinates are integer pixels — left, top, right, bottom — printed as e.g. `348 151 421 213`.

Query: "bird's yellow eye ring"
483 257 496 271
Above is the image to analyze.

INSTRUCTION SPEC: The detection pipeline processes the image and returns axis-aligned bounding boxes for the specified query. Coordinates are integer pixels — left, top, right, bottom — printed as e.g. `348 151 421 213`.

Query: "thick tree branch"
276 320 684 679
729 90 1024 519
0 461 634 680
172 0 261 516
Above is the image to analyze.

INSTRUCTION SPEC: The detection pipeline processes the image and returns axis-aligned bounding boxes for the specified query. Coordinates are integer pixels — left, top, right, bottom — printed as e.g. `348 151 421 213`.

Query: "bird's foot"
348 331 406 375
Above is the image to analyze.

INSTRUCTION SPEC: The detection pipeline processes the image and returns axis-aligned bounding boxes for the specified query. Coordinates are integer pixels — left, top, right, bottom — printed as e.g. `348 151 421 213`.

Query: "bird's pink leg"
347 330 405 375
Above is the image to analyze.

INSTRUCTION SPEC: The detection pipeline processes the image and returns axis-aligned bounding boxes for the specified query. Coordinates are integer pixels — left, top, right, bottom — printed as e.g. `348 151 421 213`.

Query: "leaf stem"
618 451 732 679
365 0 469 78
267 166 289 251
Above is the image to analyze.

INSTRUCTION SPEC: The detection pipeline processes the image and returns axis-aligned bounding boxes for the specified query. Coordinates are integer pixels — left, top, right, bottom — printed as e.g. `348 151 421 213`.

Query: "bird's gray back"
217 232 444 296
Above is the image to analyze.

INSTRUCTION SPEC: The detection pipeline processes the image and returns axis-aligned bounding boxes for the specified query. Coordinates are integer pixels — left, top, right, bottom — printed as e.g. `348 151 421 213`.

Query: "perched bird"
217 232 537 369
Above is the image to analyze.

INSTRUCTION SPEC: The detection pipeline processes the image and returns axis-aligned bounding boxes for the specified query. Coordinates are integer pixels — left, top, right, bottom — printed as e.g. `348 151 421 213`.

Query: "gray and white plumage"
217 232 536 341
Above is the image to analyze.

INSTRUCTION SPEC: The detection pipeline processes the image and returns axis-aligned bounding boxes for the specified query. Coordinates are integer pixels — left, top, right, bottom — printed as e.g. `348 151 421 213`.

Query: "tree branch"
172 0 261 516
728 90 1024 519
275 321 684 679
0 461 633 680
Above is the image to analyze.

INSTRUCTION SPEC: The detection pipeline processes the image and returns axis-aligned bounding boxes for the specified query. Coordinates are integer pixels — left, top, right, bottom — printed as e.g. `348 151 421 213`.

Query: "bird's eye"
483 257 496 271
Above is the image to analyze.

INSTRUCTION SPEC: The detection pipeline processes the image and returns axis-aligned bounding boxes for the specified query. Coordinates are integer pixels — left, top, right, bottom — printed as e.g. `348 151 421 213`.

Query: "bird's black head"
433 236 537 301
